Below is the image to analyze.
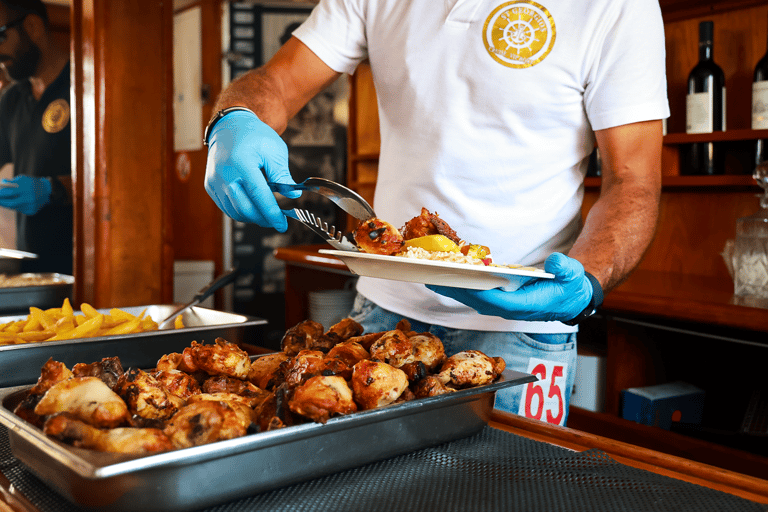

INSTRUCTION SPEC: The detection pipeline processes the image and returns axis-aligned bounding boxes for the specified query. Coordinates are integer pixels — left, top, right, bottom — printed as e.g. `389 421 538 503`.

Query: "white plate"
319 249 554 291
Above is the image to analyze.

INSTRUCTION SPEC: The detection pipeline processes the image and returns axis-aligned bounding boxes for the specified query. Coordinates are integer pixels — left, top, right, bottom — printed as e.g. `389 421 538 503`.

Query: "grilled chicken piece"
202 375 271 407
369 330 445 380
353 217 405 255
34 376 130 428
326 341 370 367
401 208 461 244
181 338 251 379
114 368 180 422
186 392 259 423
288 375 357 424
437 350 506 388
283 350 326 388
163 400 251 449
368 329 411 365
248 352 290 390
325 318 364 341
281 318 355 354
72 356 124 389
395 318 416 336
280 319 325 356
406 333 446 372
412 376 456 398
13 393 45 428
152 369 201 400
351 360 408 410
318 355 354 381
44 414 173 454
253 385 296 432
346 331 386 351
156 352 182 371
29 358 73 395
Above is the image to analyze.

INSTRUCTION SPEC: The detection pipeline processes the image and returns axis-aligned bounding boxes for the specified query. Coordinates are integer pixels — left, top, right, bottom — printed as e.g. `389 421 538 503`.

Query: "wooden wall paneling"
171 0 224 271
71 0 174 308
70 0 95 306
348 62 380 159
583 188 759 283
638 191 759 278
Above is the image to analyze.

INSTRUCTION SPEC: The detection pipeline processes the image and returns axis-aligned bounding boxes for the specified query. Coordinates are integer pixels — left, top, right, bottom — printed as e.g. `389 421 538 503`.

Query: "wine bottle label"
686 91 713 133
686 89 725 133
753 81 768 129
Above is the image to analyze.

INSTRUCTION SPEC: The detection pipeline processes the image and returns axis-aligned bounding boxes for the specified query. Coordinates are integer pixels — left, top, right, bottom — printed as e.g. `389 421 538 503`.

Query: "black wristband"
203 106 256 146
561 272 603 326
47 177 69 206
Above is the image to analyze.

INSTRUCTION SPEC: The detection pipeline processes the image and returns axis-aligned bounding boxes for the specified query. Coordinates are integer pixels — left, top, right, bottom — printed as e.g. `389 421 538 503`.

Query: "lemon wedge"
404 235 460 253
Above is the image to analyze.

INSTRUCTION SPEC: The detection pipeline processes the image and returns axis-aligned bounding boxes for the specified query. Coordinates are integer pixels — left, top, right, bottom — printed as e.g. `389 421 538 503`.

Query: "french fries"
0 298 169 347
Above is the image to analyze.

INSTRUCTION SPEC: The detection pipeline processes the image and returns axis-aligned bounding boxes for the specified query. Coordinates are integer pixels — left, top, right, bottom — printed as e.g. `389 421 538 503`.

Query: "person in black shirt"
0 0 71 275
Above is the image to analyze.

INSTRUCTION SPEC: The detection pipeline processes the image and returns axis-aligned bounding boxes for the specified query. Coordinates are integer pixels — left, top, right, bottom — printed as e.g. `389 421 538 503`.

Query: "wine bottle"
753 14 768 169
685 21 726 175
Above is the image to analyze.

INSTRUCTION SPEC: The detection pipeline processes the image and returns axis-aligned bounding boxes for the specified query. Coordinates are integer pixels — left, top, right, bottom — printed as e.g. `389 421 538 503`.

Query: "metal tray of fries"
0 305 267 387
0 273 74 313
0 367 535 512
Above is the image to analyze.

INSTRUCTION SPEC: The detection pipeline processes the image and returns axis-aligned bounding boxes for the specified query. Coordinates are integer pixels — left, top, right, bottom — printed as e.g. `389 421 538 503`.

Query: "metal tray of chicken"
0 305 267 387
0 367 535 512
0 273 74 314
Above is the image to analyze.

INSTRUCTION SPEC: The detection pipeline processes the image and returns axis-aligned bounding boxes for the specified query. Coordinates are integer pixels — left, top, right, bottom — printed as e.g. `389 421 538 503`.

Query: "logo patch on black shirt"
42 98 70 134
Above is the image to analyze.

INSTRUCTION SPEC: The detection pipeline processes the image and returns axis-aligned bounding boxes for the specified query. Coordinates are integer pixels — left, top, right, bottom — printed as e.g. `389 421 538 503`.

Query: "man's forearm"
212 37 342 135
213 67 292 135
568 177 660 294
567 120 663 294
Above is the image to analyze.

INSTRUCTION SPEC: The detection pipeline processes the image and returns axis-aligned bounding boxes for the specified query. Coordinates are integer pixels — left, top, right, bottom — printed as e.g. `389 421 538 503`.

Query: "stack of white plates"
308 288 357 330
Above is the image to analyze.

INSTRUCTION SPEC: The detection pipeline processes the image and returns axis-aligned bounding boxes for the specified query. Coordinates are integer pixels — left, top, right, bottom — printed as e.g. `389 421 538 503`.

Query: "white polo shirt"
294 0 669 333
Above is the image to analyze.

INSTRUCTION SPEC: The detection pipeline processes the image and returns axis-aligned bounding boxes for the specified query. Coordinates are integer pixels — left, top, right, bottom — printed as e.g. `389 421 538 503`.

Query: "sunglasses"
0 14 27 45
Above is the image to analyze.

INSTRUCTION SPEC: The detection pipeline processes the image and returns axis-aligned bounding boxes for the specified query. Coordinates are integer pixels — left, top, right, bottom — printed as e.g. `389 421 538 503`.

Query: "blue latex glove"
0 175 52 216
204 110 300 232
426 253 597 323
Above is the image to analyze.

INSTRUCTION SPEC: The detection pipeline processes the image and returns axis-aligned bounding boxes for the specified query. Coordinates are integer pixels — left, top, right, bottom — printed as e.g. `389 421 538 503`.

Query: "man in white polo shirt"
204 0 669 425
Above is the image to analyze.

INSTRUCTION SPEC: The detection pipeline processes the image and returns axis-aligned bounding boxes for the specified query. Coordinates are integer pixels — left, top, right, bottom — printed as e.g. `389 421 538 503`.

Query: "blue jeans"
348 294 577 426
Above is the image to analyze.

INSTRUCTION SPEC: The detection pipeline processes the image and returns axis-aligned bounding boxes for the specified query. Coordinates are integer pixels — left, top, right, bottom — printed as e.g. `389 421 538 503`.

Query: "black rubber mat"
1 424 766 512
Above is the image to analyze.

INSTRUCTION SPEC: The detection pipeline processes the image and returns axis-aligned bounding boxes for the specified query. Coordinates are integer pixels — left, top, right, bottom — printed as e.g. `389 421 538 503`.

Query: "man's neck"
28 46 68 100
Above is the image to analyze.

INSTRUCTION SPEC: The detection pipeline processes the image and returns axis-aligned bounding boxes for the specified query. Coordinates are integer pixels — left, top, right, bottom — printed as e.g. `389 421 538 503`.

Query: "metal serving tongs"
268 178 376 251
157 268 240 330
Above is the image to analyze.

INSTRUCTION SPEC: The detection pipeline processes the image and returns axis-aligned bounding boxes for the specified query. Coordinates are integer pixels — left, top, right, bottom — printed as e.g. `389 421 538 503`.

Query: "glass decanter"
732 163 768 298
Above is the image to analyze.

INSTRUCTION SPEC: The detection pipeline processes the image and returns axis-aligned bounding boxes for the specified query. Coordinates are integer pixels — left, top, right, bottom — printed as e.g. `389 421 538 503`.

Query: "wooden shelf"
660 0 768 22
585 175 760 189
603 269 768 332
664 129 768 144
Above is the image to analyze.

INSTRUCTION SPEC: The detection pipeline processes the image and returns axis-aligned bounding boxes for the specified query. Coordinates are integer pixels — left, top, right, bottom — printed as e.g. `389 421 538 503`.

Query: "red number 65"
523 362 564 424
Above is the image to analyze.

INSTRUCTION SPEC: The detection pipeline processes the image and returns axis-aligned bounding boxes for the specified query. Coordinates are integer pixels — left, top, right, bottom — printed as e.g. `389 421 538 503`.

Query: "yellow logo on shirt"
42 98 70 134
483 1 556 69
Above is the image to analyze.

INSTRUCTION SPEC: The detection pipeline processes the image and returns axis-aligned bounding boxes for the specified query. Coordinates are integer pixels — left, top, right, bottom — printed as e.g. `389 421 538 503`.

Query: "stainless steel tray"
0 368 536 512
0 305 267 387
0 273 74 313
